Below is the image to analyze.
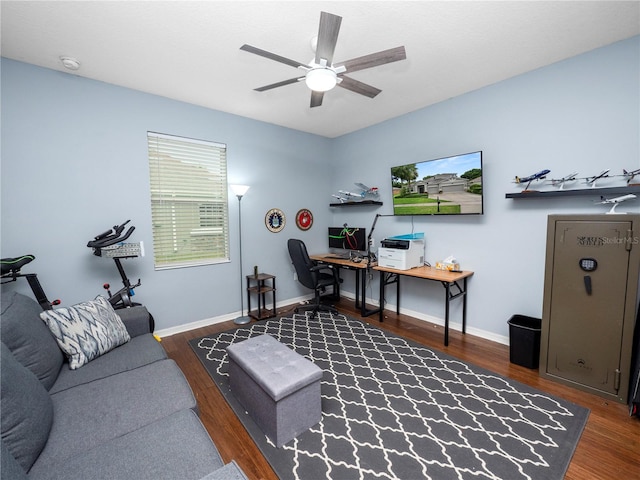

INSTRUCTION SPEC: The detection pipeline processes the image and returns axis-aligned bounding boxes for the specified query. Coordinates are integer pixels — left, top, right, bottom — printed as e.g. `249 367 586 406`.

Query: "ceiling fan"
240 11 407 108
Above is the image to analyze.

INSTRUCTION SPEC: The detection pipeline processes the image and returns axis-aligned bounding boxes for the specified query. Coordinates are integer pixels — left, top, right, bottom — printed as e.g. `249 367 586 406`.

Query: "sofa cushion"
50 333 167 394
28 409 225 480
1 439 28 480
34 359 196 468
116 305 153 337
199 461 250 480
0 290 64 390
39 296 130 369
0 342 54 472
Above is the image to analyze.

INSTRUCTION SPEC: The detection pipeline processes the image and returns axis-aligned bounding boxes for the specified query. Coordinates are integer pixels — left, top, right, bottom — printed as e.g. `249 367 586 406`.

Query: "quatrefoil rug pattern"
190 313 588 480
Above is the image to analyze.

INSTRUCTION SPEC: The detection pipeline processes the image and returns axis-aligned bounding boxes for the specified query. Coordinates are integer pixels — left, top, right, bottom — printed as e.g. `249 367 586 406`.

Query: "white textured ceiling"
2 1 639 138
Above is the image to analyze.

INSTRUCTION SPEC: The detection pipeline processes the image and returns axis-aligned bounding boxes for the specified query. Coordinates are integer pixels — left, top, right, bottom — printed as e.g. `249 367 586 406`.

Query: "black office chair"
287 238 342 317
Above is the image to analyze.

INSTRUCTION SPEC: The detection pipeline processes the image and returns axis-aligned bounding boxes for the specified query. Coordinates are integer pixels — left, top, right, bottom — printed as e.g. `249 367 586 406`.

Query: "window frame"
147 131 230 270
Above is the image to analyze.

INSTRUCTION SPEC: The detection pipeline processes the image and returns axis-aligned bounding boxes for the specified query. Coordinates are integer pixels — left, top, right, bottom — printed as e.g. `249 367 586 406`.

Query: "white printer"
377 234 425 270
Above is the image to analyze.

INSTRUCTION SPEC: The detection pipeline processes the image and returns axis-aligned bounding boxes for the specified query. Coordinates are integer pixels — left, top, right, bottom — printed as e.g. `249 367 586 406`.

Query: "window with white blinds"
147 132 230 270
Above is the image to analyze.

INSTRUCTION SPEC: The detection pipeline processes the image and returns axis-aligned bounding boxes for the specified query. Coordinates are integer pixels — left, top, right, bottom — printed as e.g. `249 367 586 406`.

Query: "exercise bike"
87 220 144 310
0 255 60 310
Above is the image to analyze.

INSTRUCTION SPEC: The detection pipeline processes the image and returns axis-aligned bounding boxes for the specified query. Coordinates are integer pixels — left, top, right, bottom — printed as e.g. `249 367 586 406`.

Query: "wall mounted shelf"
330 200 383 207
505 185 640 199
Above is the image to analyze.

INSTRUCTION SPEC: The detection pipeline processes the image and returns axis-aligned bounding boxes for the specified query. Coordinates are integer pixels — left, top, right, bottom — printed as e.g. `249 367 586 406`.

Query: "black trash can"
508 314 542 369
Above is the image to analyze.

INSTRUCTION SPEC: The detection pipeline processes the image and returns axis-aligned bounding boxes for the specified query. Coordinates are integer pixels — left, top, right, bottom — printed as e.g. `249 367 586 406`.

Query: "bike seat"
1 255 35 276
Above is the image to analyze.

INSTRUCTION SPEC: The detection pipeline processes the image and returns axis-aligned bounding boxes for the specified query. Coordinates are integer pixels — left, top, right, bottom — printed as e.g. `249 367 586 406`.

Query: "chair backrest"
287 239 317 291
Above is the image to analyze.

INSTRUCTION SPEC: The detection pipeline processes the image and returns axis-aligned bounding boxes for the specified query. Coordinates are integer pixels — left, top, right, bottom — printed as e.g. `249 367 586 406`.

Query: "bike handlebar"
87 220 135 250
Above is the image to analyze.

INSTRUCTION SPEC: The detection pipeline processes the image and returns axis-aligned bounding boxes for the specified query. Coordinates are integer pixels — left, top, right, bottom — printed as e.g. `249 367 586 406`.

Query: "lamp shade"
230 184 250 197
305 68 337 92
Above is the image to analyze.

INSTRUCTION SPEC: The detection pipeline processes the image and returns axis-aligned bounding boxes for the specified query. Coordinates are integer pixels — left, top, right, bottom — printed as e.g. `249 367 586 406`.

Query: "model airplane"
514 169 550 190
551 172 579 190
354 183 380 198
623 168 640 185
338 190 362 198
585 169 610 188
597 193 636 214
334 183 380 202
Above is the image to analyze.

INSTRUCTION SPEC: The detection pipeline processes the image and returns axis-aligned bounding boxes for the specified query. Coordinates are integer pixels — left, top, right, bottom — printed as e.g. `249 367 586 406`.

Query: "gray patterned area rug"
189 312 589 480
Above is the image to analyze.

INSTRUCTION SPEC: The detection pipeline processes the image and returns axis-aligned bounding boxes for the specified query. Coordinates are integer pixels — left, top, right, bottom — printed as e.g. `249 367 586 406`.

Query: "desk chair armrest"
310 264 342 285
313 264 340 275
310 264 334 273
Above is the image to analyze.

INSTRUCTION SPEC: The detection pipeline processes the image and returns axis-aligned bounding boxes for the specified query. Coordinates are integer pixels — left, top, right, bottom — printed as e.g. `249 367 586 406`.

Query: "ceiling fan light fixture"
305 67 337 92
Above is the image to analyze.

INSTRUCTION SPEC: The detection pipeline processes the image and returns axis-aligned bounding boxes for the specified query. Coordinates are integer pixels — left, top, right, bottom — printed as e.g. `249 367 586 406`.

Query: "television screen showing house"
390 151 483 215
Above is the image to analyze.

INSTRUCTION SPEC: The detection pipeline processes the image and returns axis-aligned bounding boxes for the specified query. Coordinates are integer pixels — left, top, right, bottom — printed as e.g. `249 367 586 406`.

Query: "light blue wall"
1 59 333 330
329 36 639 341
2 36 638 340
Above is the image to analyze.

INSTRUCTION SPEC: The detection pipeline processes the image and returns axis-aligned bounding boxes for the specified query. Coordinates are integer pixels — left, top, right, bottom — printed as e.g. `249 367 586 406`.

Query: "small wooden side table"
246 273 276 320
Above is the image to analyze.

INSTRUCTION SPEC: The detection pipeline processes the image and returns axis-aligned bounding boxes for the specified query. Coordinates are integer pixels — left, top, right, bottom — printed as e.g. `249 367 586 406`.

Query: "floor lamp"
231 184 251 325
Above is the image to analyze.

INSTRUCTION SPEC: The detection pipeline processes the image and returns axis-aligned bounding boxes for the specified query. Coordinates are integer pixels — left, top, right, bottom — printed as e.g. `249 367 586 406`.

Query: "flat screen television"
390 151 483 215
328 226 367 252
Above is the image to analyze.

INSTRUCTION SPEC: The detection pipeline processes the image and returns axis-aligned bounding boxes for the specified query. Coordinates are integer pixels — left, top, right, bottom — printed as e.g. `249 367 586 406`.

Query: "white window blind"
147 132 230 269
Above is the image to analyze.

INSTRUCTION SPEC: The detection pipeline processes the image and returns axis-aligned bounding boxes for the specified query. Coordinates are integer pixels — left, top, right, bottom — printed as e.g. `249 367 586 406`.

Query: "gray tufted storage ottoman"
226 334 323 448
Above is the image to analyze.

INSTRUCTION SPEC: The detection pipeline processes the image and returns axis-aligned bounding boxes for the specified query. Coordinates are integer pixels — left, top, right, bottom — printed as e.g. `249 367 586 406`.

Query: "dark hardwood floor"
162 299 640 480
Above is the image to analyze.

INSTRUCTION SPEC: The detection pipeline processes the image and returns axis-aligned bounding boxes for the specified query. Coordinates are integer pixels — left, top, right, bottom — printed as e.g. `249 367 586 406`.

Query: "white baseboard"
154 313 235 338
157 292 509 346
341 291 509 346
154 294 313 338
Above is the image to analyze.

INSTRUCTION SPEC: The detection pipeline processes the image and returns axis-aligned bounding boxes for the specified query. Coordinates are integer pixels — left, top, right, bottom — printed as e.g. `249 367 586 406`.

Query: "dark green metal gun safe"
540 214 640 403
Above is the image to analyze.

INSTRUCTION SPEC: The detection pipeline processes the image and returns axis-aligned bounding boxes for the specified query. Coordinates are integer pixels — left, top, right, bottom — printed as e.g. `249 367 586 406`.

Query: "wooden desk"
310 254 381 317
373 265 474 346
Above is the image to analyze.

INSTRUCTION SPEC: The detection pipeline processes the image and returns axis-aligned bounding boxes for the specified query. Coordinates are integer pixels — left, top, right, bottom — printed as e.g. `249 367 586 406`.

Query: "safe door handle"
584 275 592 295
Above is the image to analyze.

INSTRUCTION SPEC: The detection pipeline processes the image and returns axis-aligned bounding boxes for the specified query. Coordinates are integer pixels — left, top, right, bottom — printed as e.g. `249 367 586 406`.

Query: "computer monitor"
328 226 367 252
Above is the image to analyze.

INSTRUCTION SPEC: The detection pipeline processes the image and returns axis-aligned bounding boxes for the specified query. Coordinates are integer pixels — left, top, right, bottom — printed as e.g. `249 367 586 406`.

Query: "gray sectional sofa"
0 291 247 480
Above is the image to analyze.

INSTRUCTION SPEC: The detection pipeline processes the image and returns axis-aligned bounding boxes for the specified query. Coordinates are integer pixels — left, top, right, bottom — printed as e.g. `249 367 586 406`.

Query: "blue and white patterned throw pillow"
40 296 130 369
